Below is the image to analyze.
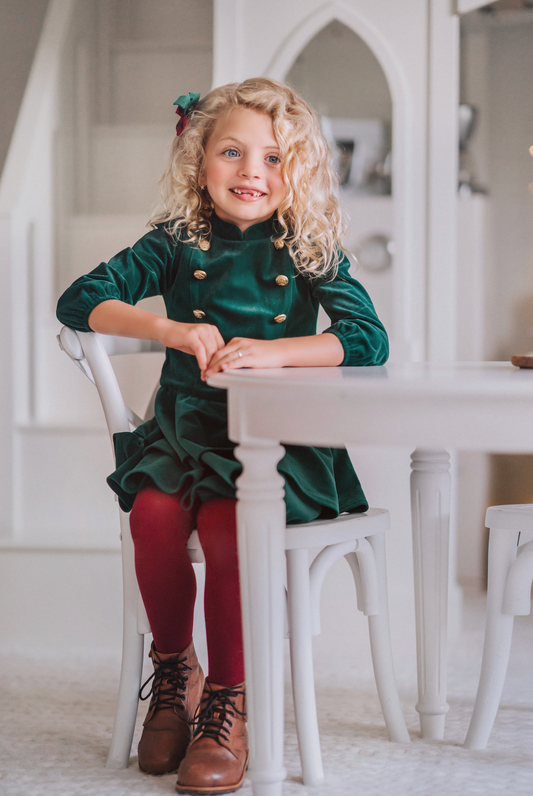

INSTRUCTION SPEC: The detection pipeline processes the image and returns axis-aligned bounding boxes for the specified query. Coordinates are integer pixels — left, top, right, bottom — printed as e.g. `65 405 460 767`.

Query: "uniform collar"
210 213 278 242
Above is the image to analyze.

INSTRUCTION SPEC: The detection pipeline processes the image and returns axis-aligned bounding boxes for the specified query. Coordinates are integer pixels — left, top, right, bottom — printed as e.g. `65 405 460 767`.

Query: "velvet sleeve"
56 227 180 332
311 253 389 367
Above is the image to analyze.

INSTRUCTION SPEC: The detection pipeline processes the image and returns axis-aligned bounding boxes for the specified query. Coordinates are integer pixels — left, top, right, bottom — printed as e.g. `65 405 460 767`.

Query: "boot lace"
139 656 192 711
193 685 246 746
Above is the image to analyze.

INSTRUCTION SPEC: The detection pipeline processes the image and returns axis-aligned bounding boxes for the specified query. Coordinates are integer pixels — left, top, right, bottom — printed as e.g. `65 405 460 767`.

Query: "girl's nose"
238 155 262 180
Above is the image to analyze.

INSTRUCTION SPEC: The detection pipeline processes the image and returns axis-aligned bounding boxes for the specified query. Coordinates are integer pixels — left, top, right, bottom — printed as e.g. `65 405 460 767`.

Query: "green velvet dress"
56 214 388 524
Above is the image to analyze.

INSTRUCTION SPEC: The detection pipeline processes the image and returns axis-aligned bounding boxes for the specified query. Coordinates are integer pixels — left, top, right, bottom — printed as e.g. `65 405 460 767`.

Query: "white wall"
456 9 533 590
462 10 533 361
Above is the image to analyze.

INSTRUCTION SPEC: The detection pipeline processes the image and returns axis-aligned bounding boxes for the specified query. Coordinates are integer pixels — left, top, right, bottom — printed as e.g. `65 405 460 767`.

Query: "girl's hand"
88 301 226 375
158 320 226 375
203 337 284 379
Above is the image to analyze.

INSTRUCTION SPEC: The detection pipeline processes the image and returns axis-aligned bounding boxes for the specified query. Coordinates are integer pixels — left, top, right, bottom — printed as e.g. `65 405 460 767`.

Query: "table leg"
410 448 451 739
234 440 287 796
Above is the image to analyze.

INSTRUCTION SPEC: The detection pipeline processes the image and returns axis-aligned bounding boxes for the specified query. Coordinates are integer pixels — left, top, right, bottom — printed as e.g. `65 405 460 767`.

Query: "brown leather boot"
137 640 205 775
176 681 248 794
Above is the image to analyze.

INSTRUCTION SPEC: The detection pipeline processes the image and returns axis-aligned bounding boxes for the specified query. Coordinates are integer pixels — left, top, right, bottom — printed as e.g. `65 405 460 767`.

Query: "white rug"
1 595 532 796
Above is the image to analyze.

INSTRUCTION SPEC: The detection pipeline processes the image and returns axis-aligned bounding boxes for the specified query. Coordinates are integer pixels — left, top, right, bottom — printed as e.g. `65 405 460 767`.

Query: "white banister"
0 0 75 211
0 0 76 536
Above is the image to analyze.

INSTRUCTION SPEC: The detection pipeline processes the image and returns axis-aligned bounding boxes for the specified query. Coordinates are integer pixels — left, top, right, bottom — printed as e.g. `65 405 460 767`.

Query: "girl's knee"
197 497 238 567
130 486 193 546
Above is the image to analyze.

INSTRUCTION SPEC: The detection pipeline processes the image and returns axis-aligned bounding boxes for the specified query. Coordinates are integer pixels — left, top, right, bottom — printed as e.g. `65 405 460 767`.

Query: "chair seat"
285 507 389 549
485 504 533 534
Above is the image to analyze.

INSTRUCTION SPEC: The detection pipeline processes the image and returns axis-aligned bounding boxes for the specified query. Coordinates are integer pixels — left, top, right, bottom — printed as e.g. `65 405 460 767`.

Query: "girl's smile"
229 186 266 200
202 107 286 232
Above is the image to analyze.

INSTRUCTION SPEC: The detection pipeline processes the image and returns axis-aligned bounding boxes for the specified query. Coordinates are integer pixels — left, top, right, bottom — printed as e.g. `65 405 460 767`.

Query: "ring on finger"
236 350 243 358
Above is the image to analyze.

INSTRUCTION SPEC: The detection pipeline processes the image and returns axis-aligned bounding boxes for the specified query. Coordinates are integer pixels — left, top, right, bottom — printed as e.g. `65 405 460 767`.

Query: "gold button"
193 310 206 319
273 238 284 249
274 314 287 323
194 270 207 280
198 239 211 251
275 275 289 286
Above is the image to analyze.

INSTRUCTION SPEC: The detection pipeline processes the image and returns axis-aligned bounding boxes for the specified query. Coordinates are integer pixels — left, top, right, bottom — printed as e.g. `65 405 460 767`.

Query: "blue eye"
266 155 280 164
223 148 240 157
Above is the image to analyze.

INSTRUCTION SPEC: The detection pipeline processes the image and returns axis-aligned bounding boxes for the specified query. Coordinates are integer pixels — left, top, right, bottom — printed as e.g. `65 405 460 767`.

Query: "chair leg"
464 528 520 750
365 533 410 743
286 548 325 786
106 510 145 769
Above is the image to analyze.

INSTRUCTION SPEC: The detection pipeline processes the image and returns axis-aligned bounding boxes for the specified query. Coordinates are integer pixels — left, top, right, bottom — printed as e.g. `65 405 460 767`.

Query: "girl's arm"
89 300 225 375
57 228 225 374
311 257 389 367
57 227 176 332
204 254 387 378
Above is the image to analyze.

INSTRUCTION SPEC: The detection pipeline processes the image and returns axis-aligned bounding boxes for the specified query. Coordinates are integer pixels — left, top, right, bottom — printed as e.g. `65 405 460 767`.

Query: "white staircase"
0 0 216 652
57 0 213 295
0 0 214 548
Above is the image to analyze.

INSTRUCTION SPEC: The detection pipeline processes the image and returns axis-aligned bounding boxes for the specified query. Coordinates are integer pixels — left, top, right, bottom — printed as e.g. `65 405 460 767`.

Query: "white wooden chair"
58 326 409 786
464 504 533 750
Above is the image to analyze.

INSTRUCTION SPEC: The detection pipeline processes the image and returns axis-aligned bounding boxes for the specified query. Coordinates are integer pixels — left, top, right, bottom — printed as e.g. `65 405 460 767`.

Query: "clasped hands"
88 302 344 379
158 320 286 381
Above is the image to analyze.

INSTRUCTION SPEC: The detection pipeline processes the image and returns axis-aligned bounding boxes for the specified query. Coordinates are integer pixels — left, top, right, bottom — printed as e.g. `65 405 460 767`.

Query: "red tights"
129 486 244 686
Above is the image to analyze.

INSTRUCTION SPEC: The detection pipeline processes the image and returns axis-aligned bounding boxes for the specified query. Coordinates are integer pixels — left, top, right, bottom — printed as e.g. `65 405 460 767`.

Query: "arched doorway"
285 20 394 335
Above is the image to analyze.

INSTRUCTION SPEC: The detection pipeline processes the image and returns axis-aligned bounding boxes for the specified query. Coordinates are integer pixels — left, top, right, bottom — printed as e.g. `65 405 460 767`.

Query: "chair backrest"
58 326 206 569
58 326 165 443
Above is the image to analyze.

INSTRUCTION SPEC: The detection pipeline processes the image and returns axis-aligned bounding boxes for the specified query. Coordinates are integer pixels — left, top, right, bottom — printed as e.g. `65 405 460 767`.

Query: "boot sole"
139 761 180 776
175 752 249 795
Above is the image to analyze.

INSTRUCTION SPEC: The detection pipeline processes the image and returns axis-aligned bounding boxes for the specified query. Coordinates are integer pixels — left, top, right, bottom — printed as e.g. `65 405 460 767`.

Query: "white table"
209 362 533 796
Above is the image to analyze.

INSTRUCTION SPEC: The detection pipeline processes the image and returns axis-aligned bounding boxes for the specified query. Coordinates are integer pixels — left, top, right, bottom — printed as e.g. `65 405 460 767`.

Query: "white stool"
464 504 533 750
58 326 409 785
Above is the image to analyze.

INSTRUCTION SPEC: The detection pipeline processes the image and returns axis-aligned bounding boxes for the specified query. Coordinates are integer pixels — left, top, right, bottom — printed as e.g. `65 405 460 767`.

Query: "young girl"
57 78 388 794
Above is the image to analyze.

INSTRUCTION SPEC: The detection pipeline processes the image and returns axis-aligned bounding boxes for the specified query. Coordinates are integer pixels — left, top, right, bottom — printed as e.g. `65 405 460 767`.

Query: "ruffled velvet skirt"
107 387 368 525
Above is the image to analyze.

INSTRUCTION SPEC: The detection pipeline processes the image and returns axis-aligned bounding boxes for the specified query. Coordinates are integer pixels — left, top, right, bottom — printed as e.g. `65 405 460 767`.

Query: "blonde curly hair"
150 77 347 279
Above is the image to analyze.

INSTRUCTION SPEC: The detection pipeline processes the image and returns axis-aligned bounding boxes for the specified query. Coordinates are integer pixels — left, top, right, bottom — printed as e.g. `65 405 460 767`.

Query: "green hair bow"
174 92 201 136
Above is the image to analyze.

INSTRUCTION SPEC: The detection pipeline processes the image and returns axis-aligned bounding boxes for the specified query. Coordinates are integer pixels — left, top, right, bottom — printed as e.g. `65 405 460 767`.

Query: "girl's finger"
213 327 226 349
202 336 217 367
222 350 248 370
209 346 244 371
202 327 226 365
207 347 248 376
205 344 229 370
193 340 208 372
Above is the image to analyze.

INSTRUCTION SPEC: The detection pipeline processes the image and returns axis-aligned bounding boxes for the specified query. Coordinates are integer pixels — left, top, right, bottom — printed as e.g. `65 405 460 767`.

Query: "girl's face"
202 107 286 233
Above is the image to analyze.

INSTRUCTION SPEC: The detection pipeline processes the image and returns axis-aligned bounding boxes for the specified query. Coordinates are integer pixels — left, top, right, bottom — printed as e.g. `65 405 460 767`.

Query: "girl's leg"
129 486 204 775
129 486 197 653
177 497 248 795
196 496 244 685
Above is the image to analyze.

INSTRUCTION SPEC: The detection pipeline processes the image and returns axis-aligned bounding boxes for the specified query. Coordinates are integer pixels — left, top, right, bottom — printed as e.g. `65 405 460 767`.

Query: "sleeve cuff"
56 291 118 333
322 328 350 366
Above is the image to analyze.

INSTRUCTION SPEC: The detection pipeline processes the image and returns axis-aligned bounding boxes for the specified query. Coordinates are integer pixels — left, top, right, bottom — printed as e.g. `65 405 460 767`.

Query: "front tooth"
232 188 263 196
